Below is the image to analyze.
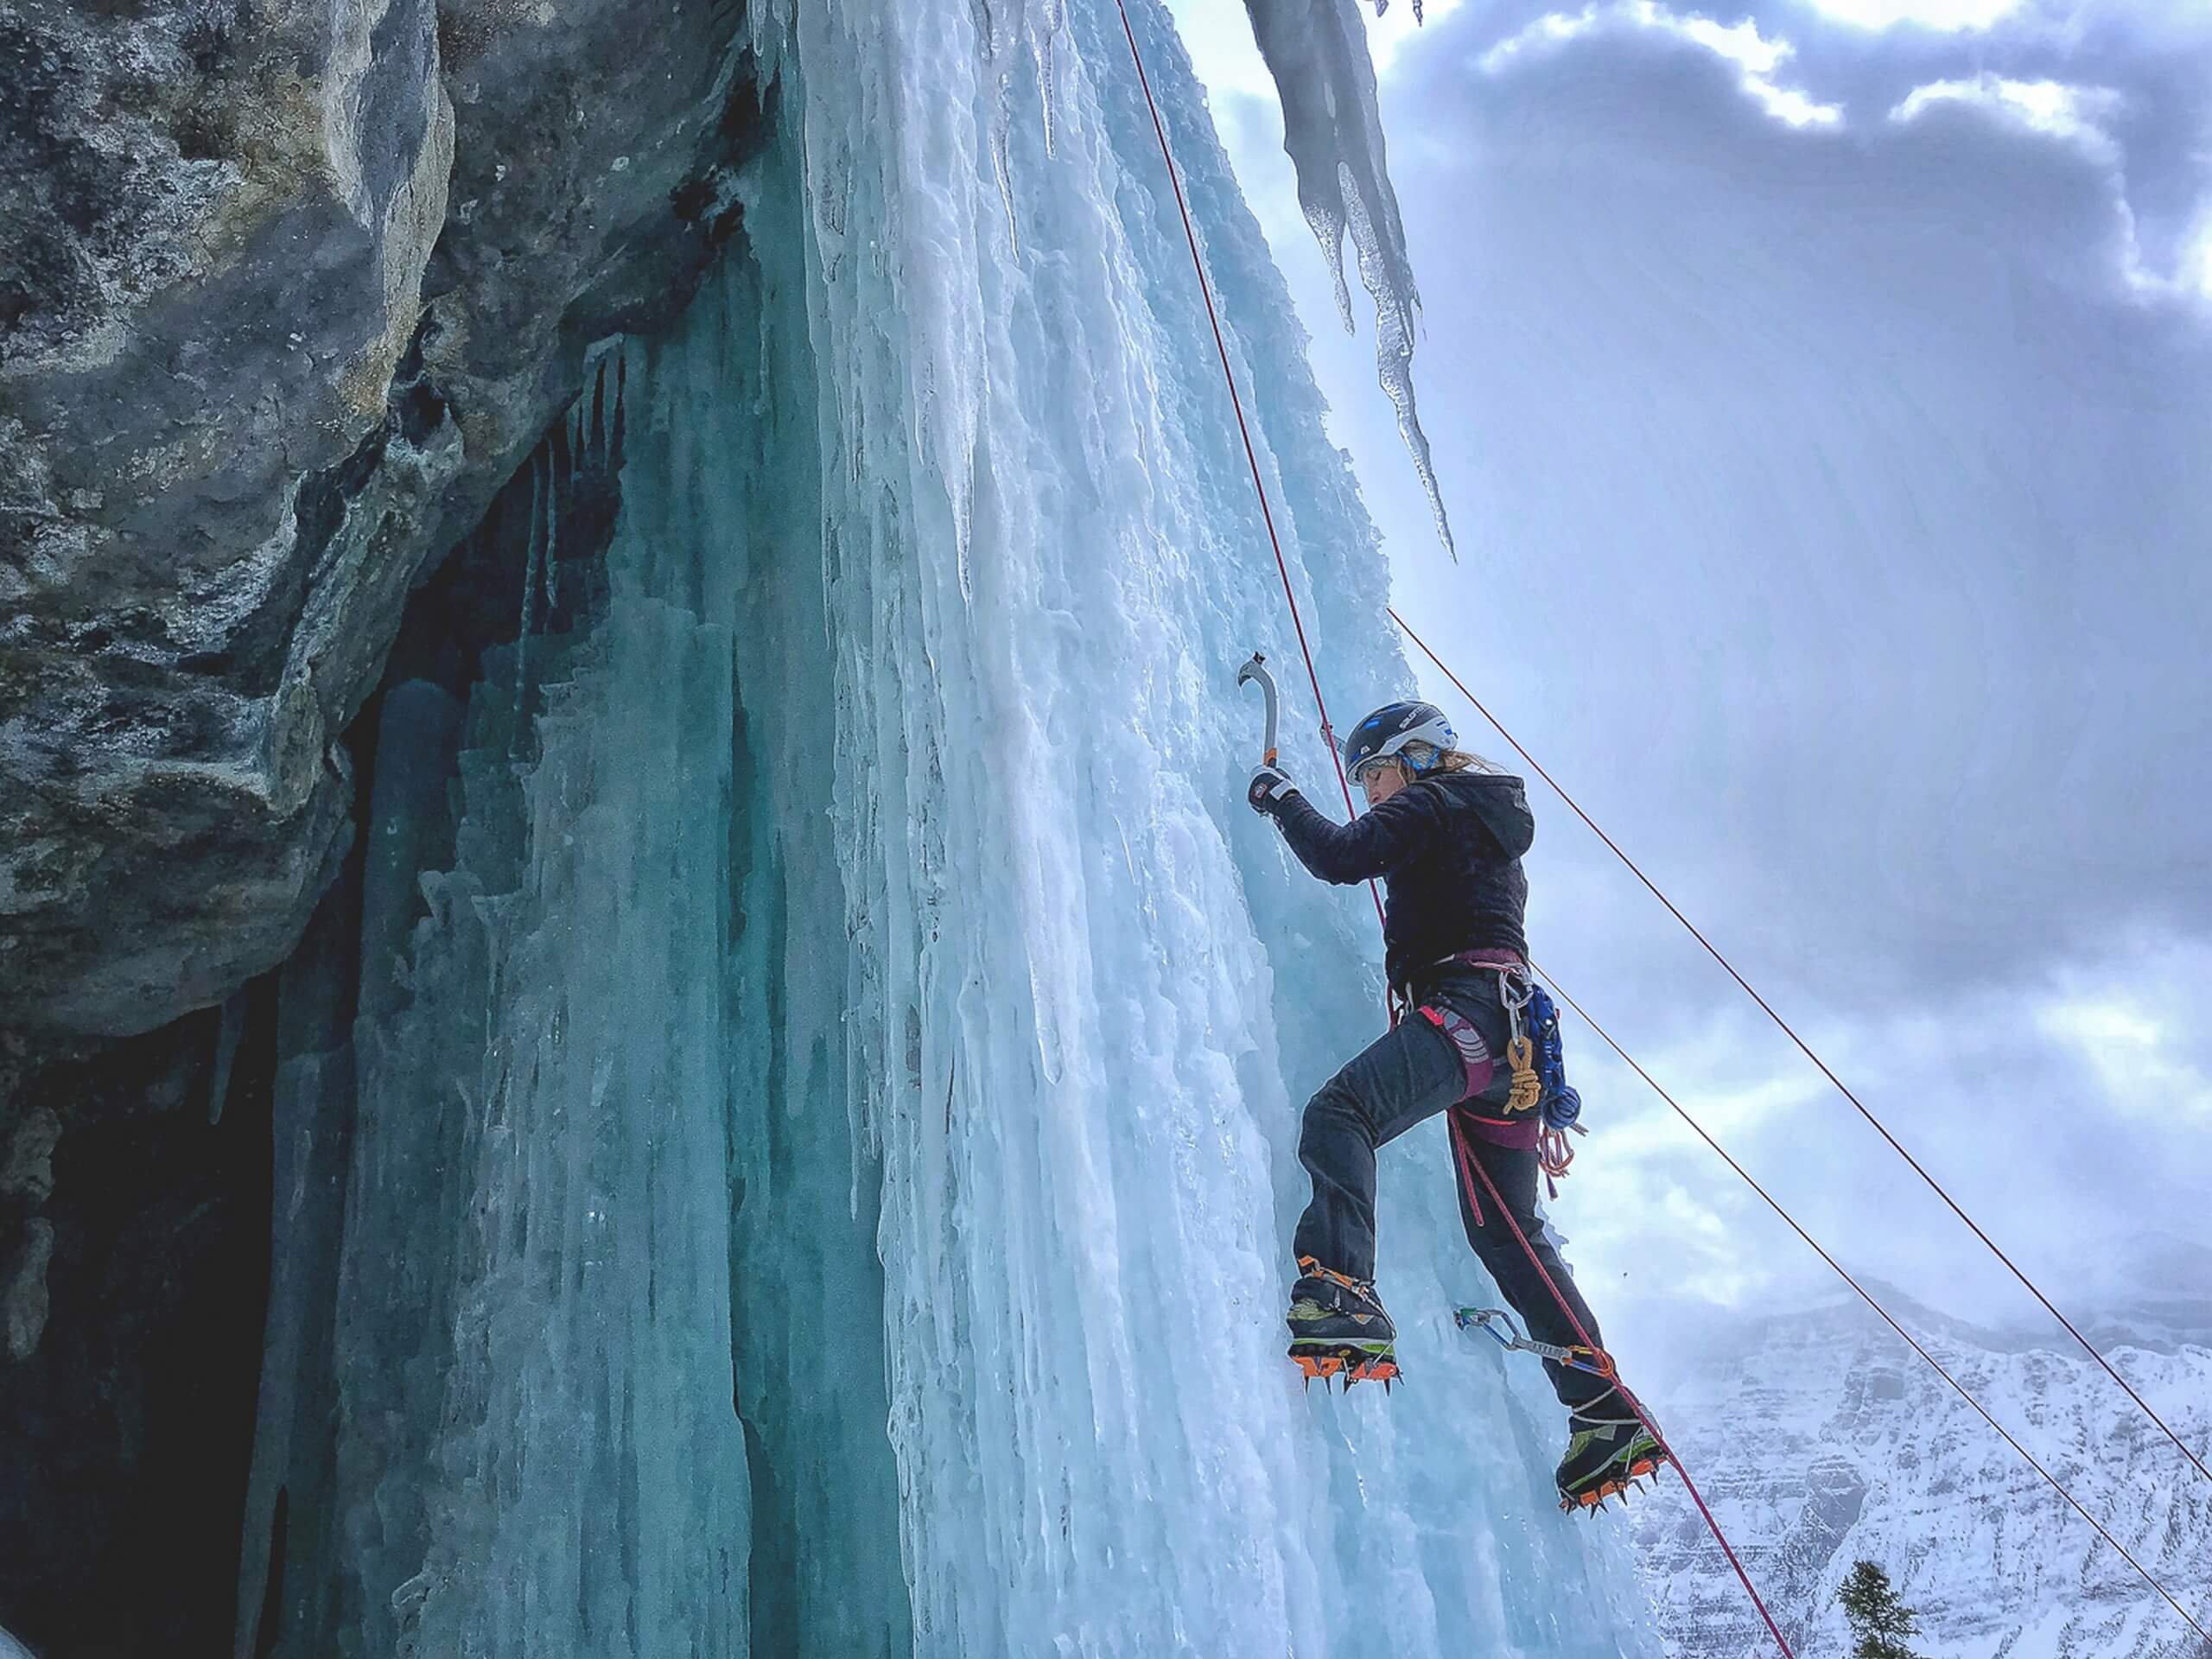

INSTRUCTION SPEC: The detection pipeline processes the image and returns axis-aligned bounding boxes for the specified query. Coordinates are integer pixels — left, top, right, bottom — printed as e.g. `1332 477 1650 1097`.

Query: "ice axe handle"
1236 652 1280 767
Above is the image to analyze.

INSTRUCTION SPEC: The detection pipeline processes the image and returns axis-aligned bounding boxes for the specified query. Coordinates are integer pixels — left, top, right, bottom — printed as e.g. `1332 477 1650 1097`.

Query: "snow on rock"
1634 1285 2212 1659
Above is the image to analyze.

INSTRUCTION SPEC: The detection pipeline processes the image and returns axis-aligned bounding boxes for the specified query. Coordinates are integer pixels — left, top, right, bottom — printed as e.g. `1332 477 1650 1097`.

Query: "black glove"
1248 763 1298 816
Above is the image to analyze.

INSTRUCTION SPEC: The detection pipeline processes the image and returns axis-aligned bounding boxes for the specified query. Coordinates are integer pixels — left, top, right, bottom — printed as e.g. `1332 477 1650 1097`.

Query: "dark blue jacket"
1269 767 1534 988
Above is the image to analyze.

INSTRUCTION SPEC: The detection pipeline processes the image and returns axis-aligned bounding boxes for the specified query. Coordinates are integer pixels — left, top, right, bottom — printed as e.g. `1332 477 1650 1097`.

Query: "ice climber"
1246 699 1670 1511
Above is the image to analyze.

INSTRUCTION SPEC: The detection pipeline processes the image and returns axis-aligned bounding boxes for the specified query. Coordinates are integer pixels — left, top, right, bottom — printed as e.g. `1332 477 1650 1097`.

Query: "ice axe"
1236 652 1279 767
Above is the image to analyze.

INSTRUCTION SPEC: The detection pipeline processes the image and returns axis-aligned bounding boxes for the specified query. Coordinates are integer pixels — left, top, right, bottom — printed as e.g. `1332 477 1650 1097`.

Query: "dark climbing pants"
1291 967 1612 1411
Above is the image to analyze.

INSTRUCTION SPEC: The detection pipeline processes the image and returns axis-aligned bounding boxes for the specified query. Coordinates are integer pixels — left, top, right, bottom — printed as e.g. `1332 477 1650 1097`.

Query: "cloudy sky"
1164 0 2212 1381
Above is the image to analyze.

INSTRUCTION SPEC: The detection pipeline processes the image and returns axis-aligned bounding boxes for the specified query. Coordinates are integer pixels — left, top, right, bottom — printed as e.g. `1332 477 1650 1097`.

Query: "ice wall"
332 493 754 1656
241 2 1656 1653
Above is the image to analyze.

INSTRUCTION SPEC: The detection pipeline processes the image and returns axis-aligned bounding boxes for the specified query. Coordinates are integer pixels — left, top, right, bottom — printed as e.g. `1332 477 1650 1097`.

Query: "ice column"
317 391 753 1658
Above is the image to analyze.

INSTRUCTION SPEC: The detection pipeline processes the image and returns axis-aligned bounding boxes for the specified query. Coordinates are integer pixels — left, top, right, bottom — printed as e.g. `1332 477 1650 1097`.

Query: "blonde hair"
1408 743 1506 776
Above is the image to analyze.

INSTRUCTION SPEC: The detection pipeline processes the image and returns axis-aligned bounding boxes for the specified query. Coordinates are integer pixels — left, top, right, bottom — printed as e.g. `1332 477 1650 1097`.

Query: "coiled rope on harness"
1108 5 1796 1652
1423 960 1586 1192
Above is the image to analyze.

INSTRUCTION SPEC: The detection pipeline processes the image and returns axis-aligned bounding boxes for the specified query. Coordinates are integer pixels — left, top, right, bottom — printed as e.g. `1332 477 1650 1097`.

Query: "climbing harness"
1453 1306 1616 1380
1414 954 1588 1182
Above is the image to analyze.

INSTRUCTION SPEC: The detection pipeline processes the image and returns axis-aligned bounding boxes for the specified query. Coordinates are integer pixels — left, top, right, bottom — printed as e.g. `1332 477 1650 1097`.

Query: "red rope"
1449 1114 1800 1657
1535 972 2209 1644
1109 0 1383 937
1389 605 2212 1494
1109 2 1791 1644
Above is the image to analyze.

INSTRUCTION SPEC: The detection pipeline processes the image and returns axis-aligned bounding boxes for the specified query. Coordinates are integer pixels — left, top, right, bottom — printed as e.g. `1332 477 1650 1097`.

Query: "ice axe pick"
1236 652 1280 767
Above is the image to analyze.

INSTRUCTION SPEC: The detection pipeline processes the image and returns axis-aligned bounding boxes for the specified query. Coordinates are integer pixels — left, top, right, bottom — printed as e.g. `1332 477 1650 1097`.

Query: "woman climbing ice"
1247 697 1670 1512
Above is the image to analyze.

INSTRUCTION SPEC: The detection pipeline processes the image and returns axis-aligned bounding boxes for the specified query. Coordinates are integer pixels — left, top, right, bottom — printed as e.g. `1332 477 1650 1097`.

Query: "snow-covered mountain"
1632 1250 2212 1658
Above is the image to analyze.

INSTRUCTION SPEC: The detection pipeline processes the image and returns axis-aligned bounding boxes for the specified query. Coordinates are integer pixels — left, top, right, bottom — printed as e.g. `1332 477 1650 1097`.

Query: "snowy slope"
1632 1269 2212 1658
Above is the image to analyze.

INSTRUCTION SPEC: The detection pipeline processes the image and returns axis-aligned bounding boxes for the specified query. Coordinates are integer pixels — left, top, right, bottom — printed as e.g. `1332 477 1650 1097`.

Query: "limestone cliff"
2 0 768 1037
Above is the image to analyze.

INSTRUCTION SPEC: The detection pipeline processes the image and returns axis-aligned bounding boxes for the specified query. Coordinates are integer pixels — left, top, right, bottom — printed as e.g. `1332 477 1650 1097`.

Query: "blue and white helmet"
1344 700 1457 781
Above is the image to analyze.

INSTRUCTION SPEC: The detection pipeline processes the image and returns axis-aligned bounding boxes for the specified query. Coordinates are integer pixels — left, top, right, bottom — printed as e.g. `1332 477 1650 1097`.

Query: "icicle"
1339 160 1455 556
205 987 248 1125
1306 200 1357 333
1241 0 1454 553
512 444 545 743
1036 0 1068 158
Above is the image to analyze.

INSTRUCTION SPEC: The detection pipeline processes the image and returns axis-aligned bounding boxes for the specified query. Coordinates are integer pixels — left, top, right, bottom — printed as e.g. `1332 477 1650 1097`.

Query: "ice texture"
1241 0 1456 554
238 2 1654 1653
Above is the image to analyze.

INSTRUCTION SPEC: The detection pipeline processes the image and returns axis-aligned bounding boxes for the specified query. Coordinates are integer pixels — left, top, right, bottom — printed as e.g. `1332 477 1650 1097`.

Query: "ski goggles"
1351 753 1404 785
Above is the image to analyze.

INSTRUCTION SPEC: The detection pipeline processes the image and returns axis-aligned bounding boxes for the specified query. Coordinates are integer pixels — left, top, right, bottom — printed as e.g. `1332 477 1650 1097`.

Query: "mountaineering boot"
1555 1389 1669 1512
1286 1255 1399 1387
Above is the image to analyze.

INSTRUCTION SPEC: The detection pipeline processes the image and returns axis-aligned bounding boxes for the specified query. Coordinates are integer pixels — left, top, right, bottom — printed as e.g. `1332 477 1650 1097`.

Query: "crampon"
1288 1339 1400 1390
1556 1404 1670 1514
1287 1257 1400 1390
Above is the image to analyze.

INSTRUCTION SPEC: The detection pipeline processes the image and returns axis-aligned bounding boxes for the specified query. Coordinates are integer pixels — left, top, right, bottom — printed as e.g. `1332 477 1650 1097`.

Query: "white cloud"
1885 72 2212 296
2037 987 2212 1122
1363 0 1471 78
2189 201 2212 300
1483 3 1842 127
1891 72 2125 165
1478 6 1604 73
1798 0 2027 29
1640 3 1790 74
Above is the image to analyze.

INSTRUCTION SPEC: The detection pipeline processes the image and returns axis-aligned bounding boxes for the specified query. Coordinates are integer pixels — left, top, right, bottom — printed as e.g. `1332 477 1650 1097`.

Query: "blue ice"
238 3 1657 1653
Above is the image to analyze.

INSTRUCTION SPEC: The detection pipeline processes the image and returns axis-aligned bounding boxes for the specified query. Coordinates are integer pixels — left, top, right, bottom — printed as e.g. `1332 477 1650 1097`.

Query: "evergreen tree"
1838 1560 1927 1659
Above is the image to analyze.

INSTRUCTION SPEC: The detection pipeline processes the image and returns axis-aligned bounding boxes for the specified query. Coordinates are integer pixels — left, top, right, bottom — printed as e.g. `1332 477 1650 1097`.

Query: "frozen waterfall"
238 2 1656 1653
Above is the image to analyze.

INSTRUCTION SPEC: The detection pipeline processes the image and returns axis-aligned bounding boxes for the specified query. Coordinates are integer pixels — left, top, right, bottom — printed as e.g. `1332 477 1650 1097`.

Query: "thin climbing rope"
1529 969 2210 1644
1108 3 1794 1647
1108 0 1384 936
1389 605 2212 1496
